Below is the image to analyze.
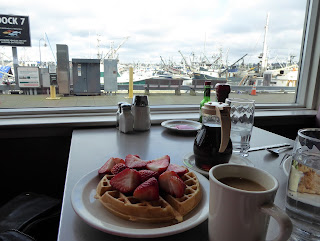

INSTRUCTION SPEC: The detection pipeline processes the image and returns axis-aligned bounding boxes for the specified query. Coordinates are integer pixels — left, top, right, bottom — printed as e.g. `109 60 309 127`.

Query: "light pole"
39 38 47 67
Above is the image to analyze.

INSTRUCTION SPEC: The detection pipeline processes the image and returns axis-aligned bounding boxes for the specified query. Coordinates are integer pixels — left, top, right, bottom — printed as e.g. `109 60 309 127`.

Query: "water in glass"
285 128 320 240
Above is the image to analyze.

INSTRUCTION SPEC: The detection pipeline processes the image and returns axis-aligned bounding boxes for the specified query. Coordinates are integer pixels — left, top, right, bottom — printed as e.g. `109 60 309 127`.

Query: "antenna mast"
261 12 269 73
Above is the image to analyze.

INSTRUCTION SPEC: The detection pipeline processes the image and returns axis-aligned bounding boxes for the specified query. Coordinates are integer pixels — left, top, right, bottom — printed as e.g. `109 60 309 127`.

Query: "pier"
0 89 296 108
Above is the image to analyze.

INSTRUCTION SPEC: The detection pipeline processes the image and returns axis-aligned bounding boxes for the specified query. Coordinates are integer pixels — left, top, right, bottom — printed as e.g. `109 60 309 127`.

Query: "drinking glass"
226 98 255 157
285 128 320 240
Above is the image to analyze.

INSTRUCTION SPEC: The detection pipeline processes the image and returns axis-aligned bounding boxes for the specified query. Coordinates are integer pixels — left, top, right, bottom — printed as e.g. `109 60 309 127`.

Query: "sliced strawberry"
125 154 147 169
169 176 186 198
146 155 170 173
158 171 180 193
110 169 141 194
111 163 127 175
138 170 159 183
167 164 188 176
133 177 159 201
98 157 125 178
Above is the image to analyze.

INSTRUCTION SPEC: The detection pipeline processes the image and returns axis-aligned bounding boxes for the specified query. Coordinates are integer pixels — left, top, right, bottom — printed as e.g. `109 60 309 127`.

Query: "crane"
178 50 196 73
160 56 167 68
220 54 248 75
104 36 130 60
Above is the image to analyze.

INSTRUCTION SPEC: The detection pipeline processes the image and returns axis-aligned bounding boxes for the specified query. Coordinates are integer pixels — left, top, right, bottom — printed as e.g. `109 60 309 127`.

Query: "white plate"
183 152 254 177
161 120 202 133
283 156 292 176
71 169 209 238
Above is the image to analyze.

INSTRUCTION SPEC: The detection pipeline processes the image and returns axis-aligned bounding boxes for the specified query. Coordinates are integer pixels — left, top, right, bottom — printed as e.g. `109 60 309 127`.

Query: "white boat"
117 67 154 84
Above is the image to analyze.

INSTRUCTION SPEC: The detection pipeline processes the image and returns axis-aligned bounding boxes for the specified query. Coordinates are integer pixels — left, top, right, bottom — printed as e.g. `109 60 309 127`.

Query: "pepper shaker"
119 104 134 133
132 95 151 131
116 102 126 129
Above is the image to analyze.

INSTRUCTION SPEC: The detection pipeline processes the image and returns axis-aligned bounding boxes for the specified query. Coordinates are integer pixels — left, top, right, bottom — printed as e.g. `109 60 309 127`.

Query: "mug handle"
260 203 293 241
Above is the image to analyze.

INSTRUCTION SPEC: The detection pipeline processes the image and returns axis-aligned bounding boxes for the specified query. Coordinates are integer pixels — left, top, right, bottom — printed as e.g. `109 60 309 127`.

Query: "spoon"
266 146 293 155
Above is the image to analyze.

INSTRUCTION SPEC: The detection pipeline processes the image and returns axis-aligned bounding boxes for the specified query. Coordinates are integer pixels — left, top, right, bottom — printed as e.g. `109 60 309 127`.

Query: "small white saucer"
161 120 202 133
183 152 254 177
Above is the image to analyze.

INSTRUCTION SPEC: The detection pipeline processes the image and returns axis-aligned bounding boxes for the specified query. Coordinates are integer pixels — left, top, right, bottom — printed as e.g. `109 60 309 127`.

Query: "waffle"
94 171 202 223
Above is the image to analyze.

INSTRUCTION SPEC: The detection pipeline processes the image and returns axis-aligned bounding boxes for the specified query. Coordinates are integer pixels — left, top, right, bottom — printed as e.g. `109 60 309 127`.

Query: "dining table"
57 125 295 241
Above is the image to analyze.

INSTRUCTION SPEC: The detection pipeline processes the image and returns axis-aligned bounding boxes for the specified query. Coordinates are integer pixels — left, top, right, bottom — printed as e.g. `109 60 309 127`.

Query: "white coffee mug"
208 164 292 241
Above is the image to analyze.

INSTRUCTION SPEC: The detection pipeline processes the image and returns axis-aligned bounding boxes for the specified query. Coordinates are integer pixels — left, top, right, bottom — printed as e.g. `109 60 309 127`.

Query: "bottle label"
204 87 210 97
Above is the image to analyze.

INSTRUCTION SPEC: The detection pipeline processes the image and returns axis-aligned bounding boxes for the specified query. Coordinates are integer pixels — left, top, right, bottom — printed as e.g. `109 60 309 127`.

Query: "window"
0 0 318 117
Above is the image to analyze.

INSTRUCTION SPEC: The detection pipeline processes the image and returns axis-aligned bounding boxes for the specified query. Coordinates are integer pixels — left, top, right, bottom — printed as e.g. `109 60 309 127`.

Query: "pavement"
0 90 296 108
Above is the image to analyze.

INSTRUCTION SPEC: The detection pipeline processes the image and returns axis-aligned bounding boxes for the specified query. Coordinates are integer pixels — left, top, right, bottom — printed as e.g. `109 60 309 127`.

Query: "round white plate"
283 156 292 176
183 152 254 177
161 120 202 133
71 169 209 238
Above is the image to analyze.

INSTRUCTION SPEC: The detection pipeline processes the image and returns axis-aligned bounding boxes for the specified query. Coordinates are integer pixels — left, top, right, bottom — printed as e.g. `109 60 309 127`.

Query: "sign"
48 63 56 74
17 67 40 87
0 14 31 47
49 74 58 85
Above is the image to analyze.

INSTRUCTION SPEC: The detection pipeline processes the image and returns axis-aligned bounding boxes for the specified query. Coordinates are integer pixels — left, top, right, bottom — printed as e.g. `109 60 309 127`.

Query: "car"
8 31 21 37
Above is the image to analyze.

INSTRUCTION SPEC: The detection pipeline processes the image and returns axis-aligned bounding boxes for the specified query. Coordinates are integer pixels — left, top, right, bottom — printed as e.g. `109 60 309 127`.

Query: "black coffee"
219 177 266 191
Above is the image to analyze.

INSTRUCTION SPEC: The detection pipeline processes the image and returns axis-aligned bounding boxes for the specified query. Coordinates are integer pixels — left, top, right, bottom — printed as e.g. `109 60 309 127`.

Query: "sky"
0 0 307 66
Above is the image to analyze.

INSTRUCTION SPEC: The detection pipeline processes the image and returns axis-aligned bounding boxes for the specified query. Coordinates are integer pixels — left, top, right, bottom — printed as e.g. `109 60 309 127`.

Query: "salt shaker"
132 95 151 131
119 104 134 133
116 102 126 129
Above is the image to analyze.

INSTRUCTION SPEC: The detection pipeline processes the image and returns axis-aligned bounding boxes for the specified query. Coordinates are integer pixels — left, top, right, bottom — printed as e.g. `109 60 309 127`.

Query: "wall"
0 134 71 206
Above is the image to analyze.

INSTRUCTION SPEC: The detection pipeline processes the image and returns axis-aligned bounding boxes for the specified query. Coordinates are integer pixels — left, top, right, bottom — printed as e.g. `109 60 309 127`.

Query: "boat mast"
261 12 269 74
178 50 194 73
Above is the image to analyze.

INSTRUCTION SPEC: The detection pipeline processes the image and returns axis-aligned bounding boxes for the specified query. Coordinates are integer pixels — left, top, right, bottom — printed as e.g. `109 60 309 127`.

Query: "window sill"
0 108 316 128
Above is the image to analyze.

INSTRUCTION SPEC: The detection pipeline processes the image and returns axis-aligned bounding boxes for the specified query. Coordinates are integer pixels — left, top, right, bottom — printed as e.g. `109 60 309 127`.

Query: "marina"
0 11 299 109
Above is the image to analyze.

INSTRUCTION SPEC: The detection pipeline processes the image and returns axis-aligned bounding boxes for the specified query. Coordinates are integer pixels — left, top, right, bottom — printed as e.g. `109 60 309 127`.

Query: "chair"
0 192 61 241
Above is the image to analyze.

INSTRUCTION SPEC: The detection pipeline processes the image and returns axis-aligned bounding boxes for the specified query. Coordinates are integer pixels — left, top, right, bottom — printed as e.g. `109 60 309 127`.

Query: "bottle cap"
118 101 127 108
132 95 149 106
204 81 211 86
215 83 231 102
121 103 132 110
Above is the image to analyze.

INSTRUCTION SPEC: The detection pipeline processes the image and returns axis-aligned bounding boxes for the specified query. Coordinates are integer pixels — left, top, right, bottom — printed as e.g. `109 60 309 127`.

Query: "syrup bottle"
194 102 233 171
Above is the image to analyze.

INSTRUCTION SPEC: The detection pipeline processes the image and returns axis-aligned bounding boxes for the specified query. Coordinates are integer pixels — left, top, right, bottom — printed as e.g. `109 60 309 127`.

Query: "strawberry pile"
98 154 189 201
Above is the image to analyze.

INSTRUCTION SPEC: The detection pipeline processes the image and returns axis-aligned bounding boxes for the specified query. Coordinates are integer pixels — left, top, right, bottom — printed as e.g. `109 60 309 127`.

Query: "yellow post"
46 85 61 100
128 67 133 98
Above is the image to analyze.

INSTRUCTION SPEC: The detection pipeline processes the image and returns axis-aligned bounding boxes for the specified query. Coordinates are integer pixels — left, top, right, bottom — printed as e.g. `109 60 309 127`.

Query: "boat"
117 66 154 85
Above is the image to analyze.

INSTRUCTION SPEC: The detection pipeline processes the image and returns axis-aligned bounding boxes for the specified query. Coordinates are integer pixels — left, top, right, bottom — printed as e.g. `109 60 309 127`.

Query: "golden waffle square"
94 171 202 223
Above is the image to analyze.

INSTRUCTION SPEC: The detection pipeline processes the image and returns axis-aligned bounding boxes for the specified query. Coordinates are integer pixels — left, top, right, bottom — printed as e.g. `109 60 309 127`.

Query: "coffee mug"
208 164 292 241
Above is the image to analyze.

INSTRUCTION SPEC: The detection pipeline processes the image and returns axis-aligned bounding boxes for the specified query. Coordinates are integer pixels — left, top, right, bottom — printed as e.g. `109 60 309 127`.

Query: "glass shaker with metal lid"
119 104 134 133
132 95 151 131
116 102 127 129
193 102 233 171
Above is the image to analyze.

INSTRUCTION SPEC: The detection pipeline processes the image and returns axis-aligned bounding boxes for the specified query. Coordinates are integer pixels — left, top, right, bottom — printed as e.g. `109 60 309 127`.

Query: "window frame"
296 0 320 110
0 0 318 121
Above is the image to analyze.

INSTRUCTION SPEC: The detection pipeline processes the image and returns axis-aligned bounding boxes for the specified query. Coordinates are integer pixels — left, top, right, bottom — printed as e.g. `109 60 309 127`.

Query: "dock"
0 90 296 108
